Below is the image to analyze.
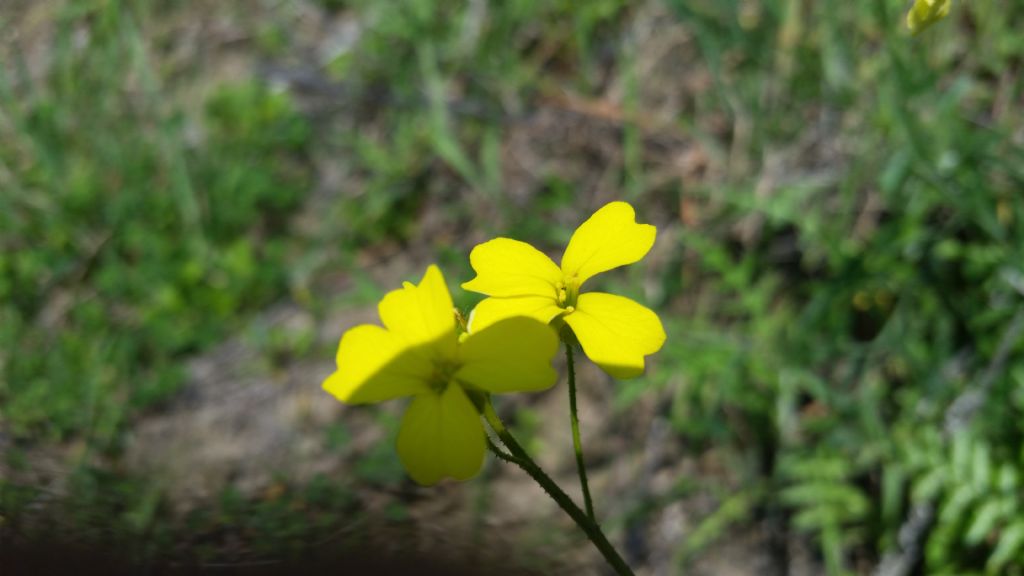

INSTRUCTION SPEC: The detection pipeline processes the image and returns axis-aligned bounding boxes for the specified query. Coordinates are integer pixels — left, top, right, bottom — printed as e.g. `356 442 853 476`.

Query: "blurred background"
2 0 1024 574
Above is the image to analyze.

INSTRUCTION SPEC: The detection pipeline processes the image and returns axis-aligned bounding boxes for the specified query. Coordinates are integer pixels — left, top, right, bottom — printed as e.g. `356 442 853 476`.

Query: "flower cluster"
323 202 665 485
322 265 558 485
463 201 665 379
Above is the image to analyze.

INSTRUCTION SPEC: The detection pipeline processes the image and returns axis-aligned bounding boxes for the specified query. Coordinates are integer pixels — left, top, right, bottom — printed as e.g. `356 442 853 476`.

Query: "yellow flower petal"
462 238 562 298
378 264 457 355
456 317 559 393
322 324 432 404
396 385 486 485
467 295 565 332
564 292 666 379
561 202 656 288
907 0 951 34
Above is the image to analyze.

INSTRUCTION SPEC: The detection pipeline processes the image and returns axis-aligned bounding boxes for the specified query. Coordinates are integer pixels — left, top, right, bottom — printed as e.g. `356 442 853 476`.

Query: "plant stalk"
565 341 596 521
482 399 634 576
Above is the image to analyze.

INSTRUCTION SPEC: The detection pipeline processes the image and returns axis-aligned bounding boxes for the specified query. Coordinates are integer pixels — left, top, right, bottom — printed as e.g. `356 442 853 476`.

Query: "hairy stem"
565 341 596 521
483 399 634 576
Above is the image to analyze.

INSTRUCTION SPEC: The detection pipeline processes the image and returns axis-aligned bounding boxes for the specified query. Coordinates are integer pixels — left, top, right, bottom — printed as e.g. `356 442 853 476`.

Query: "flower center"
429 358 460 393
555 277 579 312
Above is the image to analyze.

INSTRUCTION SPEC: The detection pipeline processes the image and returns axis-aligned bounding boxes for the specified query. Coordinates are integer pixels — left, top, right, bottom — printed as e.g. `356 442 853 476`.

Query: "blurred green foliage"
3 0 1024 573
647 1 1024 573
0 3 311 443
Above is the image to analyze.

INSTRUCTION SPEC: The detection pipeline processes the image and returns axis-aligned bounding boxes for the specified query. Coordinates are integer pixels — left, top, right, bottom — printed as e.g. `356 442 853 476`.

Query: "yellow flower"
463 201 666 379
323 265 559 485
907 0 951 34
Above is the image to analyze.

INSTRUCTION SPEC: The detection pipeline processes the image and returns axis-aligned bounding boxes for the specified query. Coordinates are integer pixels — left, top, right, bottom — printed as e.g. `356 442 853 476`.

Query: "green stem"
565 341 596 521
485 435 517 463
482 400 635 576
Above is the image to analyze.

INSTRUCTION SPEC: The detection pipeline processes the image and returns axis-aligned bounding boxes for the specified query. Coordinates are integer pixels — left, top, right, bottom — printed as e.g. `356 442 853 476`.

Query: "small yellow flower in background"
323 265 558 485
463 201 666 379
907 0 951 35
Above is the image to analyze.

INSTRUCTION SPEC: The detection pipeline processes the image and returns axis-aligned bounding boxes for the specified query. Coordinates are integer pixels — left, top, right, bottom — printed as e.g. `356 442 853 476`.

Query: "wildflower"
907 0 951 34
323 265 558 485
463 201 666 379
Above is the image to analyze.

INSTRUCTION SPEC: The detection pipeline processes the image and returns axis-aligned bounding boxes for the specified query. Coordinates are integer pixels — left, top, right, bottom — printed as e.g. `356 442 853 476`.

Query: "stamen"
430 359 460 393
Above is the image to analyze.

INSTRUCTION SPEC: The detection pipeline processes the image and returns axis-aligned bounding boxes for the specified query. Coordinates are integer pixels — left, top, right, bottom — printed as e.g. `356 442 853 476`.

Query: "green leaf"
793 507 839 533
988 521 1024 573
970 441 992 489
964 500 1005 546
912 467 948 503
939 484 977 525
996 463 1019 492
951 432 973 484
781 482 870 521
676 488 760 563
881 466 906 540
